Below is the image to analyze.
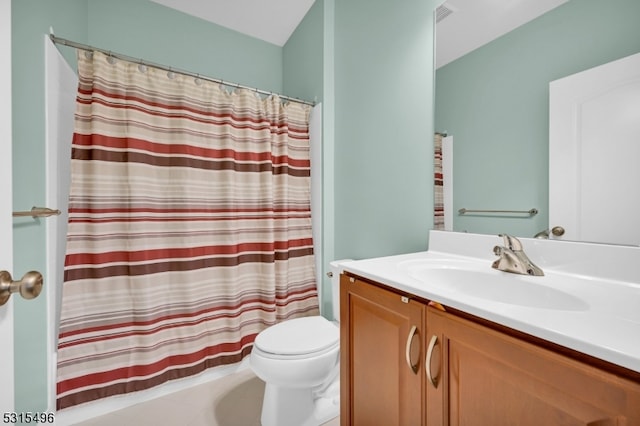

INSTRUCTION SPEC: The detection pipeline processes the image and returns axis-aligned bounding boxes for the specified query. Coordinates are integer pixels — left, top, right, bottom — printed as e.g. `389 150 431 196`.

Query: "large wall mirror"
434 0 640 245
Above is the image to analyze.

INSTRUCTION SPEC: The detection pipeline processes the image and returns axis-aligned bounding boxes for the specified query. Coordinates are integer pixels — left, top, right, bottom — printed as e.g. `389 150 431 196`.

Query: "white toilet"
250 260 350 426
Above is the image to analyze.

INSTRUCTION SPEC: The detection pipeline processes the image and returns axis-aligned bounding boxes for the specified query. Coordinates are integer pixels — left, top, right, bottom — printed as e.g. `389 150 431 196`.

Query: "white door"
549 52 640 245
0 0 15 415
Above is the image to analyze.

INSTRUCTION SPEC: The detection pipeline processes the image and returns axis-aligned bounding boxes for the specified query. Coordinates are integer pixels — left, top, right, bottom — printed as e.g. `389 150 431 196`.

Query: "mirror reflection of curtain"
434 133 444 230
56 50 319 409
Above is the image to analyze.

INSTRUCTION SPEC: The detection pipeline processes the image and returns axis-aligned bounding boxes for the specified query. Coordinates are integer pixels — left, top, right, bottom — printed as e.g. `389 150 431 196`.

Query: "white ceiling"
150 0 317 47
435 0 569 68
150 0 569 65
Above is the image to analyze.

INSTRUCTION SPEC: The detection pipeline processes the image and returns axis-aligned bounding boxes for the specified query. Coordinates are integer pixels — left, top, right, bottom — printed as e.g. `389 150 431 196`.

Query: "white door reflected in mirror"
549 51 640 246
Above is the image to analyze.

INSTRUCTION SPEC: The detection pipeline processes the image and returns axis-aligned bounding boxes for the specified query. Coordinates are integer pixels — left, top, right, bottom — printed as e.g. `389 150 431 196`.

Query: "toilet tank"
328 259 353 322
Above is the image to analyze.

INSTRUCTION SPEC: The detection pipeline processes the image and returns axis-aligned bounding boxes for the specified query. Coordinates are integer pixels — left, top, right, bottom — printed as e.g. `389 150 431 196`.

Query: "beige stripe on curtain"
56 50 319 409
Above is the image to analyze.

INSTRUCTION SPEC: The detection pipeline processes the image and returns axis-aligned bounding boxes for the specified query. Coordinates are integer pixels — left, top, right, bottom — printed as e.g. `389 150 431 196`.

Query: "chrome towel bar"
458 208 538 216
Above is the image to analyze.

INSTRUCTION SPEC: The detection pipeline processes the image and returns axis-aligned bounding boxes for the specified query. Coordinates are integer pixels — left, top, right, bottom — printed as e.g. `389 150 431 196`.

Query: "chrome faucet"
492 234 544 276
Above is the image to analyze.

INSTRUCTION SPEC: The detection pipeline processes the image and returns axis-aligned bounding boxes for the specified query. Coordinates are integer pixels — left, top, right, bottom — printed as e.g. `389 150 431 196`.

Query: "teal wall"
12 0 438 413
283 0 324 103
334 0 437 260
283 0 331 314
435 0 640 238
282 0 438 311
86 0 283 94
11 0 88 415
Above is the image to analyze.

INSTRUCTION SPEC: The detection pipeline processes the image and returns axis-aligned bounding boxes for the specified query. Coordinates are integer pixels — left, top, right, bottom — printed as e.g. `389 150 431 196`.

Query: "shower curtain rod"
49 34 316 107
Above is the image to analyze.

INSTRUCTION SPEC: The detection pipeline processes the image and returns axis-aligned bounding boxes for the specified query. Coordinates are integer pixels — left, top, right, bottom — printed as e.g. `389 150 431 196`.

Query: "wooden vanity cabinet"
340 273 427 426
426 306 640 426
341 274 640 426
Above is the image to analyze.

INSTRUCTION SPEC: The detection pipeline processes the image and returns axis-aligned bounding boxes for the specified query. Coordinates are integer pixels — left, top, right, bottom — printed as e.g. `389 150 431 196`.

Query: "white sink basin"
400 259 589 311
342 231 640 373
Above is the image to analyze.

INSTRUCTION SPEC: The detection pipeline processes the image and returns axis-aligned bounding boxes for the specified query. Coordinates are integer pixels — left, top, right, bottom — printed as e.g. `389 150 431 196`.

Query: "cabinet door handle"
405 325 419 374
426 334 439 388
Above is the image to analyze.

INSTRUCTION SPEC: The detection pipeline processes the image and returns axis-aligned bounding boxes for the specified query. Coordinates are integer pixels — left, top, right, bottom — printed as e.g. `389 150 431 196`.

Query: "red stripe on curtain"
58 286 318 345
59 337 257 393
65 239 314 265
66 208 313 215
56 50 319 410
72 134 311 167
76 86 310 134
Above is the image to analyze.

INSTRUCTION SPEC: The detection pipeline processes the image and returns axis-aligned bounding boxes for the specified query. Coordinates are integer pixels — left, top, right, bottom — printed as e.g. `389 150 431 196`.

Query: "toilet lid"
254 316 339 356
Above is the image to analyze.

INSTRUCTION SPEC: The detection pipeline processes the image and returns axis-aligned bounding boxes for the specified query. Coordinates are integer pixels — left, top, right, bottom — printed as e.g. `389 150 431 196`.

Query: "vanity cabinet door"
425 307 640 426
340 274 426 426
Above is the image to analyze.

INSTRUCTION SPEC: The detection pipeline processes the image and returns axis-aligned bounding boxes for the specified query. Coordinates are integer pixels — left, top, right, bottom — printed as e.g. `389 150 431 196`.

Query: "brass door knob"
0 270 44 306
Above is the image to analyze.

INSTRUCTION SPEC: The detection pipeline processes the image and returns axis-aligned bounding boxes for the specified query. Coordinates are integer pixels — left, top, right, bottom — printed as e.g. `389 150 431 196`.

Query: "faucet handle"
498 234 523 251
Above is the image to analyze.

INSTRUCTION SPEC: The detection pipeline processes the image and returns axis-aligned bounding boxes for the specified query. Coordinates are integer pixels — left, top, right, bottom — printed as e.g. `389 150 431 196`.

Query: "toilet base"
260 377 339 426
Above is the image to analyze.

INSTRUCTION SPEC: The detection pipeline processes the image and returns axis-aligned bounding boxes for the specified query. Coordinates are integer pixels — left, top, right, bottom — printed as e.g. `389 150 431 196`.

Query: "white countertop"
341 231 640 373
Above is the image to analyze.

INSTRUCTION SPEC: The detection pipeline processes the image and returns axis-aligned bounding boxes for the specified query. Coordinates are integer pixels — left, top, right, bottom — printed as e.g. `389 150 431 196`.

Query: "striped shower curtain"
434 133 444 230
56 50 319 409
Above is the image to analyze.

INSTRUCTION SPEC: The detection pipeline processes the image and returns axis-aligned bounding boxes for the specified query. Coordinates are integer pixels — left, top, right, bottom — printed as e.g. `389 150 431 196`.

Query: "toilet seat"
254 316 339 358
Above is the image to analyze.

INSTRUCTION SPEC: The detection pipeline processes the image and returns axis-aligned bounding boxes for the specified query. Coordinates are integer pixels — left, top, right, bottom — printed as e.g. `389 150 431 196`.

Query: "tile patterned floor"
73 369 339 426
